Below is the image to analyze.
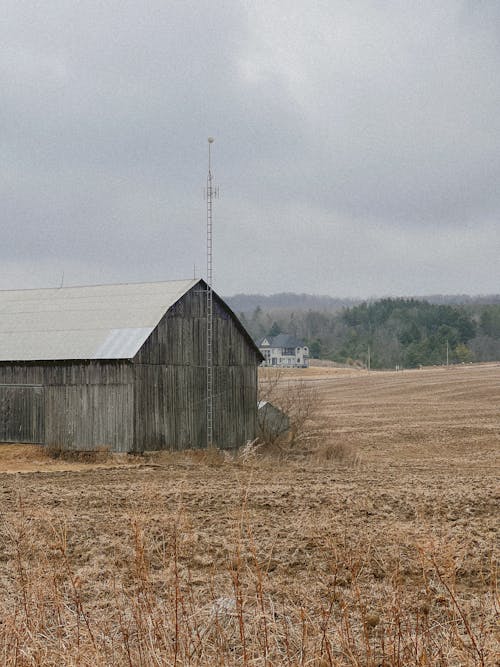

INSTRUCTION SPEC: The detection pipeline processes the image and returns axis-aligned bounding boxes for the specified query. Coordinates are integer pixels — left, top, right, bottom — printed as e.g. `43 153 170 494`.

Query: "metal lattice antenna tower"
206 137 217 448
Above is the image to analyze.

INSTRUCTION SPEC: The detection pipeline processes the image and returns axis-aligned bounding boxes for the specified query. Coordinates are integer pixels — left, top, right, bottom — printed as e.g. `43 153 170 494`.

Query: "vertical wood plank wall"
0 362 134 451
133 286 259 450
0 385 44 444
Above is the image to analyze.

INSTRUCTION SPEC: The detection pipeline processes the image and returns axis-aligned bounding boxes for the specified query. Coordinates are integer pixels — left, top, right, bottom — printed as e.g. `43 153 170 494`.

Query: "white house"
258 334 309 368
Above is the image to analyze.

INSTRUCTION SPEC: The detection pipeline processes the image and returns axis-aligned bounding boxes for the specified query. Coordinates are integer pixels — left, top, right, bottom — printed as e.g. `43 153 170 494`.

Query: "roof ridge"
0 278 199 294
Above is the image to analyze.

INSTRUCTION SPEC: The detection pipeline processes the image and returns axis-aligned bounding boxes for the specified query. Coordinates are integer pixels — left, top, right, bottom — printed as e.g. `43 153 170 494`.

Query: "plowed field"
0 364 498 665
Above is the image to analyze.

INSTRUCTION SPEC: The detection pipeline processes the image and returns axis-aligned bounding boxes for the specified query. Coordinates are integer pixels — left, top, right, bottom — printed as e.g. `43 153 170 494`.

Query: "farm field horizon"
0 363 498 665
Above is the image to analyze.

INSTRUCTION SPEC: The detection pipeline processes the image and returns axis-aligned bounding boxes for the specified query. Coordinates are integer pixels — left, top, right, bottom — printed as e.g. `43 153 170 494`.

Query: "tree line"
238 299 500 369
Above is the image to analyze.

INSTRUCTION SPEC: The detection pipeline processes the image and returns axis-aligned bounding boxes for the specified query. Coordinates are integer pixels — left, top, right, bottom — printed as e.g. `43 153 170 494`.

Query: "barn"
0 279 263 452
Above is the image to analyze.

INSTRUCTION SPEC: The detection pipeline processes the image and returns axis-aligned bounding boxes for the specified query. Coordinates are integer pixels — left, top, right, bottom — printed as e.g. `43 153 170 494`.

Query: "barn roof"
0 279 202 361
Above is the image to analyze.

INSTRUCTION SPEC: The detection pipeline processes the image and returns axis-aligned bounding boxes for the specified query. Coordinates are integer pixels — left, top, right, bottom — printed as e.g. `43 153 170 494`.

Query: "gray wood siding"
0 385 44 444
45 384 134 452
134 287 260 367
133 286 259 450
0 361 133 387
0 362 134 450
133 364 257 451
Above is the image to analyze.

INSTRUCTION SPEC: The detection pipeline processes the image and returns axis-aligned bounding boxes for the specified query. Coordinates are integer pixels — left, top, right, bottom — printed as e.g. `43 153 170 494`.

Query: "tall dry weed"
0 496 496 666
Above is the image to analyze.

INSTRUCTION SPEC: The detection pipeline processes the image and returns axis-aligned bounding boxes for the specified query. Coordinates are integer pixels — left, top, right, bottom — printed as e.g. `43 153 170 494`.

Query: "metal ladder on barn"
206 137 217 449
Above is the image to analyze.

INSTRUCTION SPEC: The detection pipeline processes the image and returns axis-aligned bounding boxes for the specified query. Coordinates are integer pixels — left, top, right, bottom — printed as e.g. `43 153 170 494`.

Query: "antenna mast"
206 137 217 448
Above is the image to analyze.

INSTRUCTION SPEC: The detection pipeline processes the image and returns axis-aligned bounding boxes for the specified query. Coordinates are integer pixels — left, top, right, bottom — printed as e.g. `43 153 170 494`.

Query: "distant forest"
226 293 500 369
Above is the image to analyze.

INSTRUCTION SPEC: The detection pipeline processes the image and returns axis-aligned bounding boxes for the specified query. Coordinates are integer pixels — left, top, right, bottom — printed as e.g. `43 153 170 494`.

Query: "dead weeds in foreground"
0 492 497 666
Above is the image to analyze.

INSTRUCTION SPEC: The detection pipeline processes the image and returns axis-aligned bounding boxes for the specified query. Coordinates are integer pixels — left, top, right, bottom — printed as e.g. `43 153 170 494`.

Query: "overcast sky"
1 1 498 297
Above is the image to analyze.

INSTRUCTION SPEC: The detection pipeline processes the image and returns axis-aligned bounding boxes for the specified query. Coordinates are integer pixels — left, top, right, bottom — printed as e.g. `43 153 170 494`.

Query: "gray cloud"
0 1 498 296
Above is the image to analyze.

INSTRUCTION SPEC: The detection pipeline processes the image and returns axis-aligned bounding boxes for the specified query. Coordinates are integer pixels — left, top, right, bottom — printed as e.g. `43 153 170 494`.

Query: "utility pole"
367 344 371 371
446 339 449 367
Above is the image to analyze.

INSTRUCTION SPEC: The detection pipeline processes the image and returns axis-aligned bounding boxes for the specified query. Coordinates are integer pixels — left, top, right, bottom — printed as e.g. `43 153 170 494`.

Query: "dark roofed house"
0 279 263 452
258 334 309 368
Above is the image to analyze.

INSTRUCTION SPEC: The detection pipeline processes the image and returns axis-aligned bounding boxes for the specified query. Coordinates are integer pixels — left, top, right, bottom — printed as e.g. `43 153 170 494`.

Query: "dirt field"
0 364 498 665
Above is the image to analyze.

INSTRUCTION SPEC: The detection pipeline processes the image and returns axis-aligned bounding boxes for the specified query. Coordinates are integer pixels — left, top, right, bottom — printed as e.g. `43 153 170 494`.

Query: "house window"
283 347 294 356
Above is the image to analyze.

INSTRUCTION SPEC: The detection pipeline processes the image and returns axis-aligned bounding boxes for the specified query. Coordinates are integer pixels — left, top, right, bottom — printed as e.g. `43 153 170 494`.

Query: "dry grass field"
0 364 498 665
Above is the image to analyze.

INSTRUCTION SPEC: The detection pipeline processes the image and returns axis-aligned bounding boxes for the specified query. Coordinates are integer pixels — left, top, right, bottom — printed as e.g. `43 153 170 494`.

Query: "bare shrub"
237 438 262 463
258 369 361 464
44 443 65 459
258 369 335 459
45 444 111 463
315 440 361 466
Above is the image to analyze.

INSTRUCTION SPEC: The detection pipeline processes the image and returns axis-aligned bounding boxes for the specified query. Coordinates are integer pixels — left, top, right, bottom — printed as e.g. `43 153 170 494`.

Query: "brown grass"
0 363 498 665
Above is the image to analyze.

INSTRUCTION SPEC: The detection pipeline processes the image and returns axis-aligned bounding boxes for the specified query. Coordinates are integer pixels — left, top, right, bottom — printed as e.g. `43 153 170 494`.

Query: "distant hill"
225 293 360 313
225 292 500 314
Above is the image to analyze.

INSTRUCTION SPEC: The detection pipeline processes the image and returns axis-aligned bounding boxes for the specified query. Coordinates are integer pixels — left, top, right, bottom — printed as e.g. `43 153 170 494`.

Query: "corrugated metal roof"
0 279 198 361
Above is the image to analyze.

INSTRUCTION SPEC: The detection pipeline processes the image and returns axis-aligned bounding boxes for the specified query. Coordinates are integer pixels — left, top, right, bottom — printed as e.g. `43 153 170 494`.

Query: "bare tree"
258 368 322 454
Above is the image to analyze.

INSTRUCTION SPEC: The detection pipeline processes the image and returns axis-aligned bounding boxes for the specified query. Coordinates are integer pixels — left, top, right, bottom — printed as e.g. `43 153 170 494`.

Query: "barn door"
0 385 44 444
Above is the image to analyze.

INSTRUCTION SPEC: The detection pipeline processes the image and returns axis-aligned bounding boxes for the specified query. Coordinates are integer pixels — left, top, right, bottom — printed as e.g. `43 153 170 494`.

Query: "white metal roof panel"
92 327 155 359
0 279 198 361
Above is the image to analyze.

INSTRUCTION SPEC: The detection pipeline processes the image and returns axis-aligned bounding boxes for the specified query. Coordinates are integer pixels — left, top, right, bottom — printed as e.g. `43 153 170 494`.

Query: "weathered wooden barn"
0 279 263 452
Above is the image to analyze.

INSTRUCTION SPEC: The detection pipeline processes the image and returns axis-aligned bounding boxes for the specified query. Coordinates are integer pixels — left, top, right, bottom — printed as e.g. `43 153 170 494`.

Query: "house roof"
258 400 286 414
258 334 305 349
0 279 199 361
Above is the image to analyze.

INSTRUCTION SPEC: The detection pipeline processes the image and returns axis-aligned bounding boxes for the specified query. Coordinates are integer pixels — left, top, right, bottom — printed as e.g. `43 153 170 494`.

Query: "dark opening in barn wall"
0 384 44 444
